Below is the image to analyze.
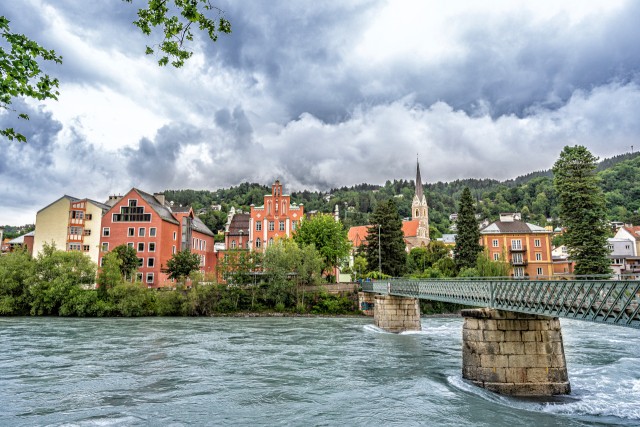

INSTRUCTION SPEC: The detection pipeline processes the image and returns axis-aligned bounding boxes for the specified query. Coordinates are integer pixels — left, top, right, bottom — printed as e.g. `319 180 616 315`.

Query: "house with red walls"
99 188 216 287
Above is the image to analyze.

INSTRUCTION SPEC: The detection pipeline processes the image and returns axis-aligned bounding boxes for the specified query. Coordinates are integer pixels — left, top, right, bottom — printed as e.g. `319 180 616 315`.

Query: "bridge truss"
362 279 640 328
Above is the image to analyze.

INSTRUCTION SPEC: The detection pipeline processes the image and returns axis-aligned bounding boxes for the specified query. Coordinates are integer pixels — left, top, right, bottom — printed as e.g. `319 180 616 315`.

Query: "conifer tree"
454 187 482 270
365 199 406 276
553 145 611 276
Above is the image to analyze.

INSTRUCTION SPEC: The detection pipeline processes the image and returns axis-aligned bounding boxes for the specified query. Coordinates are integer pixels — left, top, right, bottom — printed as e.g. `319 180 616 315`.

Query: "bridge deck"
362 279 640 328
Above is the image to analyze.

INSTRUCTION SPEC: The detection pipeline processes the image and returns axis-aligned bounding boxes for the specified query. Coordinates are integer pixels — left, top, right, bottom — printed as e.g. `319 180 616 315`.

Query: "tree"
553 145 611 276
2 1 231 142
166 249 201 281
454 187 482 270
0 248 35 315
365 199 406 277
293 214 351 274
112 244 140 280
125 0 232 68
0 17 62 143
97 251 124 298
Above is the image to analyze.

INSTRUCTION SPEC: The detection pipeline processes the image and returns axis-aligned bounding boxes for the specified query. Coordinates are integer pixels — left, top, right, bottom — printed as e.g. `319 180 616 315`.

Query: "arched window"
267 201 272 215
415 209 419 217
256 238 261 248
231 240 236 249
269 238 274 246
282 201 286 213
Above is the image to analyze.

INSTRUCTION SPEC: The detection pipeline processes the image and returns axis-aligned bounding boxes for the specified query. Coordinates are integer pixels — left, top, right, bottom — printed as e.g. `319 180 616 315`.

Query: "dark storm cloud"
204 1 640 122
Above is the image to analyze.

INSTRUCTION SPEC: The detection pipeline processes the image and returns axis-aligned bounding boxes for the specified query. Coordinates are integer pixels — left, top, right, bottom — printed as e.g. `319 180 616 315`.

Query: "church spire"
415 155 424 201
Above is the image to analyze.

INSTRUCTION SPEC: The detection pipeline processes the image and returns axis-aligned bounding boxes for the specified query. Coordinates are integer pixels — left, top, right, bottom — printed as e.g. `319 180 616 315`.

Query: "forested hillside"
164 152 640 236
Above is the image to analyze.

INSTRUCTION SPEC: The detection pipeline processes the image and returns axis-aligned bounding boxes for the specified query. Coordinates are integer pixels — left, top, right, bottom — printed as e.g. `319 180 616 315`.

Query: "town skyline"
2 1 640 225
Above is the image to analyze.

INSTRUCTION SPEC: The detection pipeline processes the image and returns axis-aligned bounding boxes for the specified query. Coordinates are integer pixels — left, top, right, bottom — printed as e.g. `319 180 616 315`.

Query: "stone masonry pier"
374 295 421 333
461 308 570 396
358 292 375 316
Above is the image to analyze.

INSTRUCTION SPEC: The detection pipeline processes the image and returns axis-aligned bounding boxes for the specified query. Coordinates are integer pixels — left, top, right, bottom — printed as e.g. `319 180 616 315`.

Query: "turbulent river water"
0 316 639 426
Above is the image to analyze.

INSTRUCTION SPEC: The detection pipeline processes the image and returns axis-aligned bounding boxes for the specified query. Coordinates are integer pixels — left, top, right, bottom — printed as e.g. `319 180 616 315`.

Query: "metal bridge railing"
361 278 640 329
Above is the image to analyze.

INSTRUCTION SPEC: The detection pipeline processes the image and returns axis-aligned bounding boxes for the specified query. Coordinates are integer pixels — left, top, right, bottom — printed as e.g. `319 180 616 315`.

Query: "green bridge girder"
362 278 640 329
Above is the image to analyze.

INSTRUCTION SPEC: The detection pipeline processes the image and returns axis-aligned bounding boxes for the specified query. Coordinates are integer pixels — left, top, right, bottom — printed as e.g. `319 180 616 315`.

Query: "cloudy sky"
2 0 640 225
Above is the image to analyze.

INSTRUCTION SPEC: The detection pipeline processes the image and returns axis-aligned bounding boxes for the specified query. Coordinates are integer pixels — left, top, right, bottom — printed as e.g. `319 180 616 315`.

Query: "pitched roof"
402 219 420 237
193 216 215 237
37 195 79 214
415 159 424 201
134 188 180 225
8 230 34 245
172 206 192 213
227 213 250 236
480 220 550 234
348 225 369 247
620 226 640 241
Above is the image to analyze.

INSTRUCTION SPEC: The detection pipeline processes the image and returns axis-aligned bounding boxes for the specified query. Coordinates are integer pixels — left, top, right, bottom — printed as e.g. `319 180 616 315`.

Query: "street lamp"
378 224 381 275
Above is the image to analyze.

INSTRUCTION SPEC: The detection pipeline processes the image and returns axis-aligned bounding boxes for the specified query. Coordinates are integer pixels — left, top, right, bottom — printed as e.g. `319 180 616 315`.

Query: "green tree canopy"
112 244 140 280
454 187 482 270
166 249 201 281
365 199 406 277
553 145 611 276
293 213 351 273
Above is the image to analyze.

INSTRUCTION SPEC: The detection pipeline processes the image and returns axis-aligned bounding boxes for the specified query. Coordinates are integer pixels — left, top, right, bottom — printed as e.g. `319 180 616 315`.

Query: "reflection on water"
0 317 638 426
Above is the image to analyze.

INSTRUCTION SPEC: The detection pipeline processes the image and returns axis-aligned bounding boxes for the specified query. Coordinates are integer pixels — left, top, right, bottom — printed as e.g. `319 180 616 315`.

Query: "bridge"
359 278 640 397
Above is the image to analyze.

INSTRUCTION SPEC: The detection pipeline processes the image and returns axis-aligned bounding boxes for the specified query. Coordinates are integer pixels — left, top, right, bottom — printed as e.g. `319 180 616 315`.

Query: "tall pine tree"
365 199 406 277
454 187 482 270
553 145 611 276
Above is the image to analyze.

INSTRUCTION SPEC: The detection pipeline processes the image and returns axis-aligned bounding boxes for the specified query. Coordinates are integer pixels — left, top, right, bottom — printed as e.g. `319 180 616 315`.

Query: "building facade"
480 213 554 278
33 195 110 264
248 180 304 252
99 188 216 287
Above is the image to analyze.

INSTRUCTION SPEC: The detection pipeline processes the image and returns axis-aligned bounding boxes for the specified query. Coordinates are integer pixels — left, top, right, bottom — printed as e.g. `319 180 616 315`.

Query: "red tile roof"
348 219 421 247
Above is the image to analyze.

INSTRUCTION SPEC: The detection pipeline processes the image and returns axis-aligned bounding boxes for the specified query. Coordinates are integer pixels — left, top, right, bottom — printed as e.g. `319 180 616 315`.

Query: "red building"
99 188 216 287
248 180 304 251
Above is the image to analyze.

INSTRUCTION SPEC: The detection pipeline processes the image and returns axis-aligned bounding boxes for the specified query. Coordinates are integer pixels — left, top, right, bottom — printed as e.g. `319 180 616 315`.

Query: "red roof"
348 219 421 247
622 226 640 241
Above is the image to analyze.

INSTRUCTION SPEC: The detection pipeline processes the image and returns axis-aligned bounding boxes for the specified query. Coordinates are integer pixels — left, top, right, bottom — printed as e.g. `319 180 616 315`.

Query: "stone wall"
374 295 421 333
461 308 570 396
358 292 376 316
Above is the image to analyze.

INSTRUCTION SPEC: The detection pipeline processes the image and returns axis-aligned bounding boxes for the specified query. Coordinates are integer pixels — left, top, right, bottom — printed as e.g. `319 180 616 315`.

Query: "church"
348 158 430 252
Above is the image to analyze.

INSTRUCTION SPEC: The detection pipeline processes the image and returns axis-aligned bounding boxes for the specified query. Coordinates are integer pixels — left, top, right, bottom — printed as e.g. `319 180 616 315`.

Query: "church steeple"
415 156 424 202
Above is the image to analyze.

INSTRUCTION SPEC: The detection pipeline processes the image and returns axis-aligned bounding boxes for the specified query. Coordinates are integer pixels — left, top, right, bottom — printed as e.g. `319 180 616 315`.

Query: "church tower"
412 157 430 245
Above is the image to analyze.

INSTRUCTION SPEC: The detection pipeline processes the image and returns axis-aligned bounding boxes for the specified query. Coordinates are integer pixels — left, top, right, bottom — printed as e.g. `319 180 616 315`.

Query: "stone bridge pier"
461 308 570 396
373 295 421 333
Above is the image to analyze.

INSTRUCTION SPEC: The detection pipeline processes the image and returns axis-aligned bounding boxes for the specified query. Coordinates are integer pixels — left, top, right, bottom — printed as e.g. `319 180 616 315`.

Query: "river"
0 316 638 426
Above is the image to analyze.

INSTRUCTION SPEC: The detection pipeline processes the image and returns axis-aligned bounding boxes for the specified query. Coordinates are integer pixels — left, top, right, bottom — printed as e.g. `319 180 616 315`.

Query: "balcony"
509 245 527 253
510 259 528 266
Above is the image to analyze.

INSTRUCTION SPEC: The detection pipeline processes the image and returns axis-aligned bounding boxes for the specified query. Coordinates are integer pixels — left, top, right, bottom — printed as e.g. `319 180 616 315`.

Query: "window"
493 253 500 261
129 199 138 207
512 253 523 264
83 245 90 252
148 258 155 267
534 239 541 247
173 231 177 240
514 267 525 277
268 238 273 246
137 258 144 267
256 238 261 248
535 253 542 261
101 242 109 252
84 229 91 236
149 227 157 237
136 272 143 282
67 243 81 251
608 244 614 251
71 210 84 219
138 242 144 252
256 221 262 231
146 273 154 284
149 242 155 252
292 221 298 231
112 201 151 222
128 227 135 237
511 239 522 250
102 227 110 237
139 227 145 237
86 214 92 220
537 267 543 276
127 242 134 248
231 240 236 249
268 221 275 231
69 226 82 235
492 239 499 248
172 245 176 254
279 221 285 231
200 254 205 267
626 244 631 250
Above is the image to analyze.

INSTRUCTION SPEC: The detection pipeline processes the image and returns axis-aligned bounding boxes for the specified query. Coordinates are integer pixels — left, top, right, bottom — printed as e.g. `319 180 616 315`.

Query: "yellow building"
34 195 111 265
480 213 554 278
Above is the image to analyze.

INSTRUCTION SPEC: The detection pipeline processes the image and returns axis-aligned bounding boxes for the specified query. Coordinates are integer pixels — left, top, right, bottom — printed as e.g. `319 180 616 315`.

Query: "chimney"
154 193 166 206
